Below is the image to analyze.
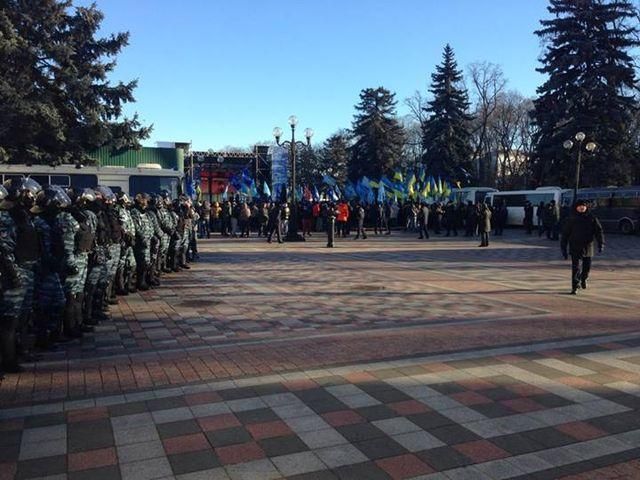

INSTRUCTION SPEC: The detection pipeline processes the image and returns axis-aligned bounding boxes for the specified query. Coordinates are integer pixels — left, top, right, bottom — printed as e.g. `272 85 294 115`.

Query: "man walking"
561 200 604 295
353 202 367 240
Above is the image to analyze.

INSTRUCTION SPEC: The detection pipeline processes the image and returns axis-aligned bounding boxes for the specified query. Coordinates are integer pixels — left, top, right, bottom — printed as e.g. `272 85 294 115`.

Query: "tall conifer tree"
422 44 474 181
0 0 151 165
531 0 639 186
349 87 405 180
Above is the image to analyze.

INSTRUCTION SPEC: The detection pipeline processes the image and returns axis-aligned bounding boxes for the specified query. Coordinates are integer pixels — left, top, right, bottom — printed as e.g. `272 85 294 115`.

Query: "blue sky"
87 0 550 150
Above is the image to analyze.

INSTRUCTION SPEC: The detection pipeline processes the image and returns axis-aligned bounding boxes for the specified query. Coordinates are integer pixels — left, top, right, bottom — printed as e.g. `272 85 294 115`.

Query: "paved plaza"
1 231 640 479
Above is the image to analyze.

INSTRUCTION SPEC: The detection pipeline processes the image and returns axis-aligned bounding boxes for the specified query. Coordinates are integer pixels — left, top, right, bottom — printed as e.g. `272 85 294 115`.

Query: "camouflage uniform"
0 206 38 370
146 207 164 282
1 207 38 317
83 208 109 323
32 215 66 335
104 205 122 303
58 211 88 296
115 203 136 292
157 206 173 271
130 205 153 289
58 209 89 337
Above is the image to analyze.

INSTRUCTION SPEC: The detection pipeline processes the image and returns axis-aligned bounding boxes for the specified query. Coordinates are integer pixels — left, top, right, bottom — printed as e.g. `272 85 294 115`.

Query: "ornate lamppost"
273 115 314 241
563 132 596 204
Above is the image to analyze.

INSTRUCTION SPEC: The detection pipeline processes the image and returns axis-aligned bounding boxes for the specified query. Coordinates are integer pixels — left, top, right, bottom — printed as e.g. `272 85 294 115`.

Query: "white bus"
561 186 640 234
485 187 571 226
0 163 183 197
450 187 498 205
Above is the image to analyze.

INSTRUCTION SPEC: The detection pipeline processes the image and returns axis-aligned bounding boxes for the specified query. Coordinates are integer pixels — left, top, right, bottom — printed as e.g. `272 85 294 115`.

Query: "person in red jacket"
336 201 349 237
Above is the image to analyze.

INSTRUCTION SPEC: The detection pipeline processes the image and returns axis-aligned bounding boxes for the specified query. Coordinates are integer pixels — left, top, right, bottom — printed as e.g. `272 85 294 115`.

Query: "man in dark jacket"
561 200 604 295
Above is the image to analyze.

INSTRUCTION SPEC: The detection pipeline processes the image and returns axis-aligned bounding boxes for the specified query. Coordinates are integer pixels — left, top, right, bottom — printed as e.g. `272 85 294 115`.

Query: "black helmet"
116 191 131 206
32 185 71 213
3 177 41 201
95 186 116 203
135 192 150 209
79 188 97 204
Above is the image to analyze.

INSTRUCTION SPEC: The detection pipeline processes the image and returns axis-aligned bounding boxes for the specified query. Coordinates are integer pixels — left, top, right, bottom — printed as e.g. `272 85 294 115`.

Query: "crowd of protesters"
191 197 518 247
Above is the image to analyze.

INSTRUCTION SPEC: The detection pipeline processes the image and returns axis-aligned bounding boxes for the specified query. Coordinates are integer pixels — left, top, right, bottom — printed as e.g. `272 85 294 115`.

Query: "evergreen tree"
0 0 151 165
348 87 405 180
531 0 639 187
319 132 349 184
422 44 474 182
296 146 322 188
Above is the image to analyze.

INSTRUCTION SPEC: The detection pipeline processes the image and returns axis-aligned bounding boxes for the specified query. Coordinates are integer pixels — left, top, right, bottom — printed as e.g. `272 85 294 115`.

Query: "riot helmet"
95 186 116 203
134 192 150 210
116 191 132 206
3 177 41 207
32 185 72 213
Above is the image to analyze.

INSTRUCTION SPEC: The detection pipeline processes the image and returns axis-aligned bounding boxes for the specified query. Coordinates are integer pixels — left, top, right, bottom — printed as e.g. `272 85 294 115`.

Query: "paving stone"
392 430 445 452
259 435 308 457
354 436 407 460
225 458 280 480
16 455 67 480
372 417 421 436
168 449 221 475
297 428 350 449
314 444 368 468
176 467 230 479
19 439 67 460
156 419 202 439
271 451 325 476
68 465 121 480
120 456 173 480
417 445 474 470
205 427 252 448
117 440 165 463
331 461 392 480
113 424 160 446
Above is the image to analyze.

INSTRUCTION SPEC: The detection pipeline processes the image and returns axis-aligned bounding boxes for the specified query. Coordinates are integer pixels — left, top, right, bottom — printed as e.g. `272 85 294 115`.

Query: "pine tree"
319 132 349 185
0 0 151 165
349 87 405 180
422 44 474 182
531 0 639 187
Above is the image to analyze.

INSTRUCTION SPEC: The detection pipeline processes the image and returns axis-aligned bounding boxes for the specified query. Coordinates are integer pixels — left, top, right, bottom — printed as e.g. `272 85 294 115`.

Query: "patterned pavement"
1 231 640 479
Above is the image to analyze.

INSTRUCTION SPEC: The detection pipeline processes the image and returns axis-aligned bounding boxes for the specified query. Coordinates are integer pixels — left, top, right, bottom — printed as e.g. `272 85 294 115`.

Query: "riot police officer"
115 192 137 295
64 188 95 334
0 177 42 372
31 186 69 349
131 193 153 290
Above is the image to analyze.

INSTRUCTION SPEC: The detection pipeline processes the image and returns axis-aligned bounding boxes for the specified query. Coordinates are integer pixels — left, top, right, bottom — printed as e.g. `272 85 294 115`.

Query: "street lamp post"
563 132 596 204
273 115 314 241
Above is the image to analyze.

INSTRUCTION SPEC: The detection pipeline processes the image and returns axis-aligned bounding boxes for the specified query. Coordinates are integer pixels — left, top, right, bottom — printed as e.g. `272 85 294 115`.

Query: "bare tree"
468 62 507 184
404 90 429 127
490 91 536 189
400 116 423 171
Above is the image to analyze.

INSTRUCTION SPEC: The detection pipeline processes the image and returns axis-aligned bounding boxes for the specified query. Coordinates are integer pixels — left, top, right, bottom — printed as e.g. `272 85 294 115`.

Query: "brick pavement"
1 231 640 478
2 332 640 479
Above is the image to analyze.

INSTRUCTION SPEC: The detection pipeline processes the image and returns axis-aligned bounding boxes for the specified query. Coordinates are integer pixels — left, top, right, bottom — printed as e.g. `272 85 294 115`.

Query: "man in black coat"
561 200 604 295
266 202 283 244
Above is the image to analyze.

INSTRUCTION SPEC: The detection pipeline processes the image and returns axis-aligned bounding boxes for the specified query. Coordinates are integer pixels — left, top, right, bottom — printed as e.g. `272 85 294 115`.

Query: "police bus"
0 163 183 197
485 187 570 226
561 186 640 234
450 187 498 205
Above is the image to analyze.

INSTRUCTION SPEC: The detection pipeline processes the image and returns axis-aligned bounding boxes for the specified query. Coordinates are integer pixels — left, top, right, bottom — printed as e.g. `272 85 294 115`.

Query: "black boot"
107 280 118 305
137 264 149 291
1 316 23 373
148 266 160 287
115 267 128 295
64 295 81 338
126 269 136 293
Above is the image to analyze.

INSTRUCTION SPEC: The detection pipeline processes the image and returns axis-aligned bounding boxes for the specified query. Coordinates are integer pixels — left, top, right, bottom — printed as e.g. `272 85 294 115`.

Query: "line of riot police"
0 178 197 374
